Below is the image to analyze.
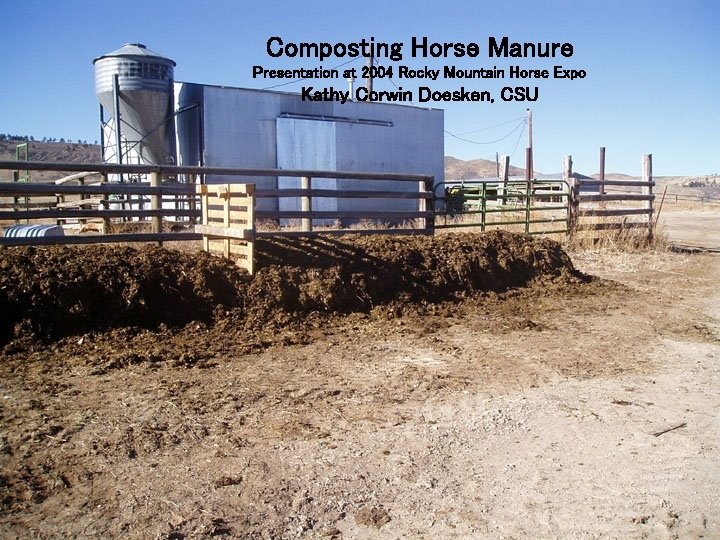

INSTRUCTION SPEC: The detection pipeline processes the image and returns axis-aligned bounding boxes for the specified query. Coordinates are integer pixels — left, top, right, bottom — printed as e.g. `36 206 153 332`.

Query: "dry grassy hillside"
0 139 101 183
444 156 526 180
2 139 717 199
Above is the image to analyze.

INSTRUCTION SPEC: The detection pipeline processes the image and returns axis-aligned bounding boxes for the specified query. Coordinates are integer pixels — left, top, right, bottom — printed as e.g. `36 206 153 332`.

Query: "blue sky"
1 0 718 176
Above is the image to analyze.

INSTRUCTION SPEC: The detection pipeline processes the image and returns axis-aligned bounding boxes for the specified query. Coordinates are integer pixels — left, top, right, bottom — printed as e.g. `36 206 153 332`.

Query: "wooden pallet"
195 183 255 274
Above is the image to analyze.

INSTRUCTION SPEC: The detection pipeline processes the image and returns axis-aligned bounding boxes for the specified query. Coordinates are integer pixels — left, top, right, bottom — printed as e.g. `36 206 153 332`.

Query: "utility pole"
365 53 374 93
526 108 533 180
527 108 533 151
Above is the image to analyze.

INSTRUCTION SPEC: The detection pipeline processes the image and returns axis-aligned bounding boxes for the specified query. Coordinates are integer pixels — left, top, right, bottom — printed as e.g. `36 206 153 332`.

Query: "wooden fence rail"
196 183 255 274
0 161 434 250
566 154 654 241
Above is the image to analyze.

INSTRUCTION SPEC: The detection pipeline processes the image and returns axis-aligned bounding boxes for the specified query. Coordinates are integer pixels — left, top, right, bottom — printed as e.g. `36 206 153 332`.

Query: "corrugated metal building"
95 44 444 216
174 83 444 214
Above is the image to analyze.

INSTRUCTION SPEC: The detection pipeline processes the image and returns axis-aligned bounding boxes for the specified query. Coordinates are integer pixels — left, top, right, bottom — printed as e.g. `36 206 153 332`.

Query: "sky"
1 0 718 176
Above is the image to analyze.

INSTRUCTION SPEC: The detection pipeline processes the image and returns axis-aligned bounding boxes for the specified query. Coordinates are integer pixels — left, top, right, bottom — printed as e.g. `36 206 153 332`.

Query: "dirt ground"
1 232 719 539
659 209 720 251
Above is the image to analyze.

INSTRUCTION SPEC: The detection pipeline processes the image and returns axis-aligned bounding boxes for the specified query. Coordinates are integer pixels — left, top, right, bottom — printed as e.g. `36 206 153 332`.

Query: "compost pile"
0 230 585 347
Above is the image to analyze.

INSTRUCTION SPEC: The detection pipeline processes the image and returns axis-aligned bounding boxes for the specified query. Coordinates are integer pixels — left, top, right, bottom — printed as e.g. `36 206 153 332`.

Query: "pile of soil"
0 230 585 346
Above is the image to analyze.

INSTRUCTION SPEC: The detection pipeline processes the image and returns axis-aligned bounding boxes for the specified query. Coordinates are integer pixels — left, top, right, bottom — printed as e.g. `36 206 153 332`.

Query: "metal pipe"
99 103 105 157
112 74 123 182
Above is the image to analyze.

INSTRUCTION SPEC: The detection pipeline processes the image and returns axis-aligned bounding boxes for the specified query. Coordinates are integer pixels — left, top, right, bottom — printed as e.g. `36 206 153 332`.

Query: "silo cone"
94 43 177 165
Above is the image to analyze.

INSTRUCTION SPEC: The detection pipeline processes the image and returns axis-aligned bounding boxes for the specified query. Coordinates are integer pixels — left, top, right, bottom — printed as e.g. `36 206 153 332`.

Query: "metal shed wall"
174 83 444 214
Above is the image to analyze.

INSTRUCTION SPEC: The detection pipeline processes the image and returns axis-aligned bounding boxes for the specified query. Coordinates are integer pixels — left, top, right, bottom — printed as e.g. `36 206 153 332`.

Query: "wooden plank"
0 161 433 183
301 176 312 232
0 182 195 197
577 208 653 217
197 182 256 274
197 183 254 197
206 202 251 212
643 154 654 237
206 237 250 252
55 171 102 185
246 188 255 275
576 221 649 232
581 193 655 203
254 189 433 199
207 207 250 221
201 182 209 252
0 201 60 210
226 243 252 258
205 218 250 228
0 232 202 246
194 225 254 240
229 183 254 195
255 210 433 220
223 185 230 257
56 197 106 208
206 243 251 259
0 208 199 220
418 179 428 231
528 228 568 236
207 239 227 254
206 199 250 207
576 179 655 187
255 228 432 238
150 172 162 236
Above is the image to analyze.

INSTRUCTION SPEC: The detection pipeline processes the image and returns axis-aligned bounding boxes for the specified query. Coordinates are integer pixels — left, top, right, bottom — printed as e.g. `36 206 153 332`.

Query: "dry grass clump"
564 223 668 253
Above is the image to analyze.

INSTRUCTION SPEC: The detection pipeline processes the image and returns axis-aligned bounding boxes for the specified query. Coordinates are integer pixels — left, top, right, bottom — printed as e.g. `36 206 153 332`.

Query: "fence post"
419 178 428 233
525 148 532 182
642 154 653 242
301 176 312 232
101 173 111 233
188 173 197 224
525 178 532 234
564 155 577 235
481 182 487 231
78 176 87 226
150 171 163 245
499 155 510 204
422 177 435 234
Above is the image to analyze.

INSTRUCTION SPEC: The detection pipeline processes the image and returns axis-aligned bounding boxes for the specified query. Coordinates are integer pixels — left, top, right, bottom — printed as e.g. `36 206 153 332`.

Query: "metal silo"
94 43 176 166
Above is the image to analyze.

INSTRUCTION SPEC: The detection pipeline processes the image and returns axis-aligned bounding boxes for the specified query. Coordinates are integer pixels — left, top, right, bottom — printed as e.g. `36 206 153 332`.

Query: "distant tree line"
0 134 97 145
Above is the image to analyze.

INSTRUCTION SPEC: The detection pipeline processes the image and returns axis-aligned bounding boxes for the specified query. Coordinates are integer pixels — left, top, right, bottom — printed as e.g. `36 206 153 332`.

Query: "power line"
373 57 416 106
455 116 526 135
509 120 526 159
444 118 525 145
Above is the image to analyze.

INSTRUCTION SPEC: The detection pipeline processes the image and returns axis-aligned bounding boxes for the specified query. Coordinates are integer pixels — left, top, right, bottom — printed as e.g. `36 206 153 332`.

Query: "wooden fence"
566 154 654 241
196 183 255 274
0 161 434 248
651 190 720 206
0 156 659 254
434 153 656 242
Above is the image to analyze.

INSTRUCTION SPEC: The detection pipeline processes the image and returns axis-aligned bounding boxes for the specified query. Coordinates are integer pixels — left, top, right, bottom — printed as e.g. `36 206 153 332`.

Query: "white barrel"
4 225 65 238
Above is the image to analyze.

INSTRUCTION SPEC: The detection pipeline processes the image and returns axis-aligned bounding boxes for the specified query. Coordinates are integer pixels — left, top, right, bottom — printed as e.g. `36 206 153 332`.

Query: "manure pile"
0 230 584 345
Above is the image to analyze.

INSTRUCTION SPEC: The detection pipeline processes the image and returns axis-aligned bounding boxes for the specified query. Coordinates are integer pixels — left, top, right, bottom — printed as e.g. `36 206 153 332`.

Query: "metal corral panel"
175 83 444 214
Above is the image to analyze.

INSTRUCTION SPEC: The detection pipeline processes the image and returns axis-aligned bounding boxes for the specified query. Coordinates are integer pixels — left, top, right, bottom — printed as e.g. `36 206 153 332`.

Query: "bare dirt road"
1 234 719 539
660 208 720 251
